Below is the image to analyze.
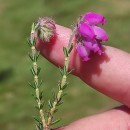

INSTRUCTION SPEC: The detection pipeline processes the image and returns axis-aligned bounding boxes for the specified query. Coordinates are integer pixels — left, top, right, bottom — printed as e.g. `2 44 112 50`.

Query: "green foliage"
63 47 69 57
28 52 40 62
50 119 61 125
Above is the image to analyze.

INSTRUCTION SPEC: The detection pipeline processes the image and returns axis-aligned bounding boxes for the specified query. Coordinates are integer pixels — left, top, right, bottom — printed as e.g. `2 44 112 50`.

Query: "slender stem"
68 27 77 51
46 29 76 129
29 23 48 130
31 45 47 130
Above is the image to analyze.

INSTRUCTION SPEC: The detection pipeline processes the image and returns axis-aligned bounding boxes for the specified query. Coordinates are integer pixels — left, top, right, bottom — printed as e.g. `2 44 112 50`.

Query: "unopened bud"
37 17 56 42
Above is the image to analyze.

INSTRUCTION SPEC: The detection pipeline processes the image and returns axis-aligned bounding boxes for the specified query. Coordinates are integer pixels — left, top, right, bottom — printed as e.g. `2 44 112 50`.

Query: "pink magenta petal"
83 39 96 50
93 26 108 41
83 39 103 54
83 12 106 25
78 23 95 39
76 44 90 61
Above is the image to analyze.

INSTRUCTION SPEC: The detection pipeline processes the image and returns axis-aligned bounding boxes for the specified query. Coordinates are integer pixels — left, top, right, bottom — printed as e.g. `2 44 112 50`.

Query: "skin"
36 25 130 130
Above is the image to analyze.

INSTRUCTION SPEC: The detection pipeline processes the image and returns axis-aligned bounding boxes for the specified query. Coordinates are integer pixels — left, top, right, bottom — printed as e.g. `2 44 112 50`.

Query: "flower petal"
76 44 90 61
83 39 95 50
83 12 106 25
83 39 103 55
93 26 108 41
78 23 95 39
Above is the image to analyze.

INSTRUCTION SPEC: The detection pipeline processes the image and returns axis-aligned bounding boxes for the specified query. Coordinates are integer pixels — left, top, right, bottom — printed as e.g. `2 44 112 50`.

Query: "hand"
36 25 130 130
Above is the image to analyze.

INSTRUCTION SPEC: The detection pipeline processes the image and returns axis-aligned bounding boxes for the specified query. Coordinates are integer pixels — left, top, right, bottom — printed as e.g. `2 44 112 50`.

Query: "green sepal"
57 101 63 106
58 84 62 91
61 93 67 98
33 116 41 124
63 47 68 57
30 23 37 45
36 122 43 130
35 23 40 31
28 53 34 62
68 43 73 54
48 100 53 108
33 52 40 62
67 69 74 76
35 52 40 62
32 37 36 46
28 82 36 89
37 67 41 75
54 108 58 113
39 91 43 100
62 83 68 90
59 67 63 76
38 80 43 88
40 102 44 109
30 67 36 76
59 66 67 76
31 23 35 33
34 81 38 88
50 119 61 125
27 38 32 47
36 125 41 130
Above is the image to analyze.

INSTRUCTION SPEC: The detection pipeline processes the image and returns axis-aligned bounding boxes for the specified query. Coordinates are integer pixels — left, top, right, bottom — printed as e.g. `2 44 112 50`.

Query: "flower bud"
83 12 106 25
78 23 95 39
93 26 108 41
76 44 90 61
37 17 56 42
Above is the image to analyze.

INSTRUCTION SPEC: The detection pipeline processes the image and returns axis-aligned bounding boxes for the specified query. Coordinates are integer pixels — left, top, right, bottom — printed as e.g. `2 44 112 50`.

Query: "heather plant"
27 12 108 130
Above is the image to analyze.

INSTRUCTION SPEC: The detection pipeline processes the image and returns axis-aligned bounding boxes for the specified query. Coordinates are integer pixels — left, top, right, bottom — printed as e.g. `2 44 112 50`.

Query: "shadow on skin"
36 32 110 89
71 46 110 83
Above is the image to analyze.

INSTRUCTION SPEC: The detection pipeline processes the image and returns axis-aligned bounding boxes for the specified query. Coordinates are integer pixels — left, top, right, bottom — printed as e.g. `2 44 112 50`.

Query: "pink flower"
75 12 108 61
76 44 90 61
83 12 106 25
78 23 95 39
93 26 108 41
83 39 103 55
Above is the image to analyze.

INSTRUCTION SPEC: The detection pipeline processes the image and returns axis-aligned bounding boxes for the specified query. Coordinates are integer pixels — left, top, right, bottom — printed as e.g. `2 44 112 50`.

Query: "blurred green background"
0 0 130 129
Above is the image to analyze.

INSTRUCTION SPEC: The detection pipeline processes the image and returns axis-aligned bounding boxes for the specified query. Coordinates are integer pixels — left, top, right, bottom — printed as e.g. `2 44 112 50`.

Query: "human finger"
56 106 130 130
36 25 130 107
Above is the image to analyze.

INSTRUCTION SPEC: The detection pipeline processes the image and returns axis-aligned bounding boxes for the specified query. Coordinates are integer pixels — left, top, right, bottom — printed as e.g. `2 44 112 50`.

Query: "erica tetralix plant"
27 12 108 130
28 16 74 130
75 12 108 61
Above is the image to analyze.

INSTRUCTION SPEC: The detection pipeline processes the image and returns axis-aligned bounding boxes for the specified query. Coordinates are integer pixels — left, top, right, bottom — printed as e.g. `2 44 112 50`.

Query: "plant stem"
31 45 47 130
29 23 48 130
46 29 76 130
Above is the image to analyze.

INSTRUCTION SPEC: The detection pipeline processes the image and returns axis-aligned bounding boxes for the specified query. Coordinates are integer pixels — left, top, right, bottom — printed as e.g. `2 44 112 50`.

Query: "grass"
0 0 130 129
